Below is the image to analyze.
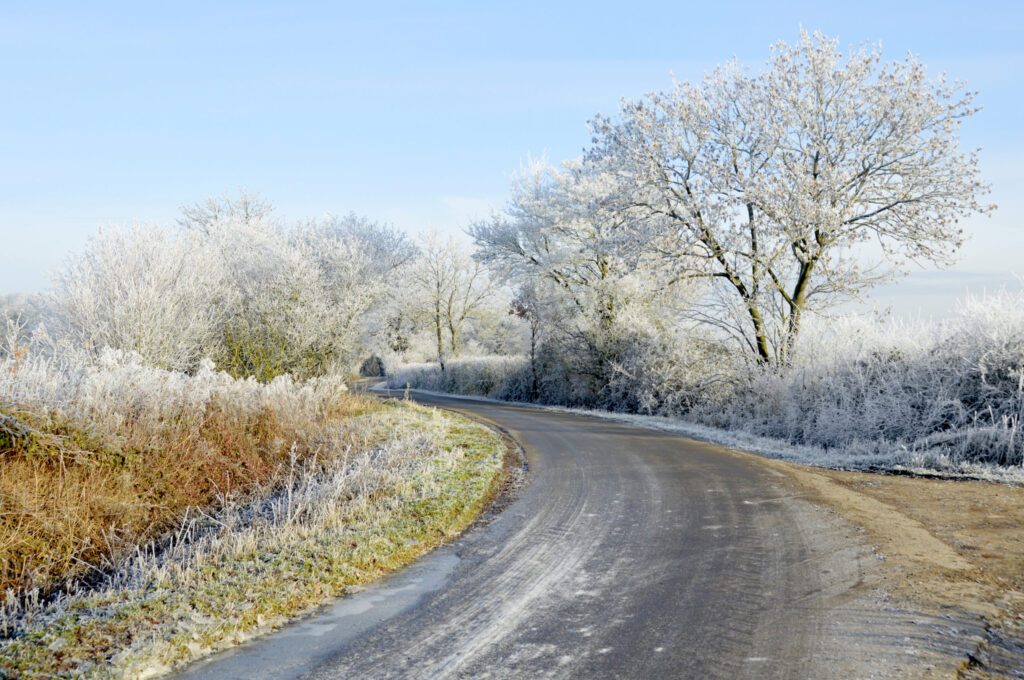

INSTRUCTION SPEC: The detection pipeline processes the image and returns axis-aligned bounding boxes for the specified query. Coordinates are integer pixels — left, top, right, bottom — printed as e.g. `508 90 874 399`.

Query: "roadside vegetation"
377 33 1020 479
0 351 359 598
0 195 504 676
0 389 503 676
388 292 1024 476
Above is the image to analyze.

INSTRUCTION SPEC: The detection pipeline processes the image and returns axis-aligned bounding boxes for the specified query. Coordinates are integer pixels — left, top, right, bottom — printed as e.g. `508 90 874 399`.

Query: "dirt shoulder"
749 455 1024 678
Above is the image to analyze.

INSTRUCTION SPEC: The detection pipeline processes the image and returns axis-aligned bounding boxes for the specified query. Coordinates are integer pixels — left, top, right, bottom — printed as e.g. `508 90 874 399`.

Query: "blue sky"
2 1 1021 314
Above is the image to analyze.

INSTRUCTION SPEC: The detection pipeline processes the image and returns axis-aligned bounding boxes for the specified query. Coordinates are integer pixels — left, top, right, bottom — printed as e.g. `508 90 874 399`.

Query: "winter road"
178 390 932 679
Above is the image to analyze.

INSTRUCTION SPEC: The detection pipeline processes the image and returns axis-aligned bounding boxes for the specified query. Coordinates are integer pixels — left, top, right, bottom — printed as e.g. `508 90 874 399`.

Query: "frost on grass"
0 404 503 677
0 348 356 596
0 350 504 677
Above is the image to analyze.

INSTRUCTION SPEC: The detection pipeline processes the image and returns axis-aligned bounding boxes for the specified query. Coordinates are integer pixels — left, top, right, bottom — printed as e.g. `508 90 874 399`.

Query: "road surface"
178 391 934 679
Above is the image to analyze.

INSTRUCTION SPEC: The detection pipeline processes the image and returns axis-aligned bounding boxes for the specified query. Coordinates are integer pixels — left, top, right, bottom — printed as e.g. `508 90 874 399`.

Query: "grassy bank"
0 353 367 598
0 354 505 677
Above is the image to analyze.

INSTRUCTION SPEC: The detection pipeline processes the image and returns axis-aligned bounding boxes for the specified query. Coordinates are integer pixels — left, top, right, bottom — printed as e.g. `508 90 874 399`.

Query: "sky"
2 1 1021 315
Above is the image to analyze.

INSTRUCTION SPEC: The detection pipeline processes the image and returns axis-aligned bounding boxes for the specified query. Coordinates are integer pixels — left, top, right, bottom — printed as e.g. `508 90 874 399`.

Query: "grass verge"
0 359 368 598
0 399 505 678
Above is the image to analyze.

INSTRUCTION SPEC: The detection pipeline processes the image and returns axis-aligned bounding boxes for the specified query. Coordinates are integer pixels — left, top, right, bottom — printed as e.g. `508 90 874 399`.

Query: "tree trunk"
434 302 445 373
782 258 817 365
529 319 539 400
746 303 772 364
447 318 459 358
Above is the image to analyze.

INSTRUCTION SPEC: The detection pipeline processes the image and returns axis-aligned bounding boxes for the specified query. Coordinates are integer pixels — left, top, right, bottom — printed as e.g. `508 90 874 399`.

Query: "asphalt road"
178 391 924 679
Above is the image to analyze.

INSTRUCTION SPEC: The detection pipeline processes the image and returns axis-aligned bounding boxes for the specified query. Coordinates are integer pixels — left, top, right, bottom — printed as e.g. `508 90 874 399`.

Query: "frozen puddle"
175 551 460 679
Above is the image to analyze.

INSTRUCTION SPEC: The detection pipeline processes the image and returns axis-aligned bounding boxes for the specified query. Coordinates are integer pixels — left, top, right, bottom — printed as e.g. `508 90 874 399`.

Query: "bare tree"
409 234 494 369
589 31 994 364
178 190 275 233
508 279 562 401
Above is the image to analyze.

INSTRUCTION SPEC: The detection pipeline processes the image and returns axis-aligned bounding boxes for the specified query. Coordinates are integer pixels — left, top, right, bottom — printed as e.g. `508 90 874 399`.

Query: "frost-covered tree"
470 159 642 329
305 213 420 362
468 164 668 405
589 31 994 364
49 226 226 371
408 234 495 369
471 160 697 401
178 190 274 232
310 213 418 278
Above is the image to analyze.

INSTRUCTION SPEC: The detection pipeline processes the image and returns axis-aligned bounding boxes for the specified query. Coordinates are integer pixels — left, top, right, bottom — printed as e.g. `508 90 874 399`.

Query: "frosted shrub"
184 216 386 379
0 346 353 594
49 227 225 372
692 293 1024 467
207 218 346 379
0 348 347 439
388 357 532 401
41 201 409 380
391 292 1024 470
602 323 738 415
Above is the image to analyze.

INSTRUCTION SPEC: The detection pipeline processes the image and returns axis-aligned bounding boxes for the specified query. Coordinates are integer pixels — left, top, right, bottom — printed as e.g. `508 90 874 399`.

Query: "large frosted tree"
589 31 994 364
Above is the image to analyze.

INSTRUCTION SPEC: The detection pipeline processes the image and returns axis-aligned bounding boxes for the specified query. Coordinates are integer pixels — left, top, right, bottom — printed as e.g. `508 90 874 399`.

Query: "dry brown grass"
0 390 378 598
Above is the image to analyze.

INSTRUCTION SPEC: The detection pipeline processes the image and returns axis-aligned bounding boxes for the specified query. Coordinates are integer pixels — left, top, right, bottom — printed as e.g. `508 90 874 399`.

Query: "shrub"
705 293 1024 467
35 208 412 382
390 291 1024 469
0 348 360 596
48 227 225 372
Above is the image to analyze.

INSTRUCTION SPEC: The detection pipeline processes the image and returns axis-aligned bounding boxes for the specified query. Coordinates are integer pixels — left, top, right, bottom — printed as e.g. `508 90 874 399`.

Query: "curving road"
178 391 924 679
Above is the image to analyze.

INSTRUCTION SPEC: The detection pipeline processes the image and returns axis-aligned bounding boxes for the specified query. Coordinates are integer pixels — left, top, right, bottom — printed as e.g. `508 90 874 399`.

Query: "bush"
388 356 532 401
702 293 1024 467
389 291 1024 469
49 226 225 372
34 211 406 381
359 355 386 377
0 348 359 596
